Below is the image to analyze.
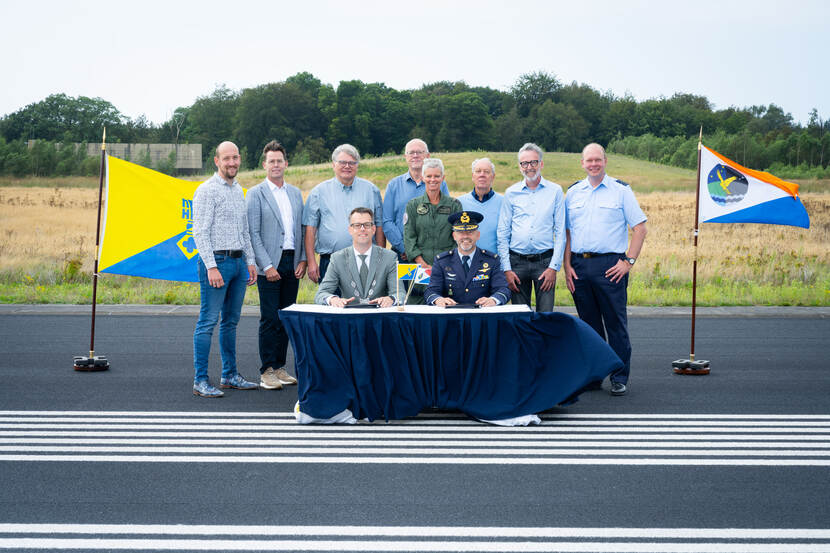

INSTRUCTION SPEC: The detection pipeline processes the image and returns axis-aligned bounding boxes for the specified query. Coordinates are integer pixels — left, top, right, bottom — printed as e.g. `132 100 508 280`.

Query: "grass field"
1 152 828 306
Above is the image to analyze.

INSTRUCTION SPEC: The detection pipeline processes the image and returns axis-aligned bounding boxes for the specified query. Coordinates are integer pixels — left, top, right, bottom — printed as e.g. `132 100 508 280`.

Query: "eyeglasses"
335 160 358 167
519 160 540 169
349 222 374 230
405 150 426 156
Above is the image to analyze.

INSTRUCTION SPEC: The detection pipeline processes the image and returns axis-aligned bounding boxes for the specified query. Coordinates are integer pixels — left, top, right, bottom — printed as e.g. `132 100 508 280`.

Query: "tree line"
1 71 827 177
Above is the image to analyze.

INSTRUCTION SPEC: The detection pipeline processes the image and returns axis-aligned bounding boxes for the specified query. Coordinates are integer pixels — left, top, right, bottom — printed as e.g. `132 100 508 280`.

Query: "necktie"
462 255 470 276
358 254 368 291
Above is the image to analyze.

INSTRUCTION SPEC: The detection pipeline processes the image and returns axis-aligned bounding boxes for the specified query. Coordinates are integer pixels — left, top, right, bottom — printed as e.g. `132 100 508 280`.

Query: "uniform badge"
482 262 489 269
460 212 470 223
416 204 429 215
437 205 452 214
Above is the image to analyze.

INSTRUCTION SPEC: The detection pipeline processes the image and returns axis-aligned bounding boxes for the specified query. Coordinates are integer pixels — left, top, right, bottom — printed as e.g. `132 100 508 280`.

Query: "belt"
573 252 623 258
282 249 294 256
213 249 243 258
319 253 331 260
509 249 553 262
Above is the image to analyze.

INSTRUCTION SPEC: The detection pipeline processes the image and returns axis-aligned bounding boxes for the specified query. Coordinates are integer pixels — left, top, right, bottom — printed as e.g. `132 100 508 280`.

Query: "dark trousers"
509 251 555 312
569 254 631 384
256 251 299 373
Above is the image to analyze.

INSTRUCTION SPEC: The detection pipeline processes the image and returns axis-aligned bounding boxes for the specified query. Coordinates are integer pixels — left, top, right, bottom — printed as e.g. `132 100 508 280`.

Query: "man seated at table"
425 211 511 307
314 207 402 308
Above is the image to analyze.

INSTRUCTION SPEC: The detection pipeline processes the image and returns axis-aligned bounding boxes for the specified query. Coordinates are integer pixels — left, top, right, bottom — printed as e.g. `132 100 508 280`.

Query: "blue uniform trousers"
570 254 630 384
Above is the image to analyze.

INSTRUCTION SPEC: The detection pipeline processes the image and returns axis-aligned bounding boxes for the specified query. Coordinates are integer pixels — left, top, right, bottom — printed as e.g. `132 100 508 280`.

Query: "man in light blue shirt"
497 143 566 312
303 144 384 283
458 157 503 254
382 138 448 262
564 143 647 396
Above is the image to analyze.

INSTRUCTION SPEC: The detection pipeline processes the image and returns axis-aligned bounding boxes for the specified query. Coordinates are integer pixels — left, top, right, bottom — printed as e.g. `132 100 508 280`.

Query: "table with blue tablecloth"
279 304 622 423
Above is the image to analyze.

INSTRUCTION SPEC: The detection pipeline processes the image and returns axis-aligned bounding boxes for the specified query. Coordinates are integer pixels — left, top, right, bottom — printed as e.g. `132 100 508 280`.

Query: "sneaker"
260 367 284 390
220 374 258 390
193 380 224 398
274 367 298 385
610 382 628 396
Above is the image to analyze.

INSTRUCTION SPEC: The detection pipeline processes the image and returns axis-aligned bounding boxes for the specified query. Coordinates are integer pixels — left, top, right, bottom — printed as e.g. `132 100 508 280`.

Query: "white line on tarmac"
1 438 827 448
2 445 829 456
1 537 829 552
1 454 829 465
1 431 828 440
1 524 829 538
3 411 830 420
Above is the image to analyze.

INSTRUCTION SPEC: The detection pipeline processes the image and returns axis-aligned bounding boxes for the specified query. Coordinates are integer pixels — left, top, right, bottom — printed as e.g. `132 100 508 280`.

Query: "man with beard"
497 142 565 312
191 141 258 398
425 211 510 307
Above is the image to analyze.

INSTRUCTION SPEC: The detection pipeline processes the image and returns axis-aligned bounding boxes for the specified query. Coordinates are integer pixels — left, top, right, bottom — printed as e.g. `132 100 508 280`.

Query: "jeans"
509 251 555 312
256 251 299 373
193 255 249 383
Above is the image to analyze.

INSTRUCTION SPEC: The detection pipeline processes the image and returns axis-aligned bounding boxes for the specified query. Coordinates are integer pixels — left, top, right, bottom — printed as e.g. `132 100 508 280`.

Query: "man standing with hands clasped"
246 140 305 391
191 141 258 398
497 143 565 312
564 143 647 396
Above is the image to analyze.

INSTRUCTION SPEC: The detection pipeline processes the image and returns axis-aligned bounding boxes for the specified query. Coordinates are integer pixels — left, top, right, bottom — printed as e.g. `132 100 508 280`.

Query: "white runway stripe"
1 525 829 552
0 412 828 466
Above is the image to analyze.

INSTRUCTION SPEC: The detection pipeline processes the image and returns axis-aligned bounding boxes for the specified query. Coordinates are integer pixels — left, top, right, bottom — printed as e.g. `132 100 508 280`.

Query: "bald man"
191 141 259 398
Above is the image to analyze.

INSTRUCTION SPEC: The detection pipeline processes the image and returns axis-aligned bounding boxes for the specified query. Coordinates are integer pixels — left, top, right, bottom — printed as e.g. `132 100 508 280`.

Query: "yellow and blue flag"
698 146 810 228
98 155 203 282
397 263 430 284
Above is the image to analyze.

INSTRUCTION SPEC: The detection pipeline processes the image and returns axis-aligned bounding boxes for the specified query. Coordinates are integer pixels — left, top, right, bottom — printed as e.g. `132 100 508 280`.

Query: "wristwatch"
625 257 636 265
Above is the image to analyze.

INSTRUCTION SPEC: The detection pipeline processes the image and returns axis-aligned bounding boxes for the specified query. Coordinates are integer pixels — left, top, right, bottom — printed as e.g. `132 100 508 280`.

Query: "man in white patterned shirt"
191 141 258 398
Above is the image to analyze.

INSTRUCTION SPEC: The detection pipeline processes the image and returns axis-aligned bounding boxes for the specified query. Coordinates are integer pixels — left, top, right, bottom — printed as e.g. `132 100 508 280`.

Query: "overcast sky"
4 0 827 126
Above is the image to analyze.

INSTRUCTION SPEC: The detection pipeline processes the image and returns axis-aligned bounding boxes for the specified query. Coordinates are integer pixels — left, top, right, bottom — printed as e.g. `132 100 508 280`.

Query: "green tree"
510 71 562 117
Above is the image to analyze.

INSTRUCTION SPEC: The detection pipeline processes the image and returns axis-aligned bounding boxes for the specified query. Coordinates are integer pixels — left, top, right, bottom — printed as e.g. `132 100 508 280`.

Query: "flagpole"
673 127 709 375
73 128 110 371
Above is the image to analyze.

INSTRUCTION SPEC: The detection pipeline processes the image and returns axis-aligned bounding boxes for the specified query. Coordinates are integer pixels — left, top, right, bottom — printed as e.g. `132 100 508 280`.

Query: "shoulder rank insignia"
616 179 630 187
568 180 581 189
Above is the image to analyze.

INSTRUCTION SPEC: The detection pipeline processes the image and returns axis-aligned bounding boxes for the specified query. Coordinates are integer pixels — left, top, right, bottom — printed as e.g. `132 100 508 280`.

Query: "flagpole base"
672 359 710 375
74 355 109 372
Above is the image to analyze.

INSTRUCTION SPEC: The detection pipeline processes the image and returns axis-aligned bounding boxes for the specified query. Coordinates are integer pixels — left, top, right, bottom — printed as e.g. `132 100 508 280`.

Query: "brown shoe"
259 367 284 390
274 367 298 385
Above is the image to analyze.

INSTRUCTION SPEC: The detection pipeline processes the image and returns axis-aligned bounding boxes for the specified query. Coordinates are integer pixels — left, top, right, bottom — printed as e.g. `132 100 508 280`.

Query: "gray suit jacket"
246 180 306 274
314 245 403 305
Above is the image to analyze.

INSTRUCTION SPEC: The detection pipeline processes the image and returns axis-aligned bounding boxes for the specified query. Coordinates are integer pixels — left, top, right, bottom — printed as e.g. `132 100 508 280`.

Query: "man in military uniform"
425 211 511 307
564 143 647 396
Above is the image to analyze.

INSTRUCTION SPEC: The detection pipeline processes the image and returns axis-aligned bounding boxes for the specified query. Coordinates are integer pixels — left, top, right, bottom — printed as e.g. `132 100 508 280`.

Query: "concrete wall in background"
86 143 202 171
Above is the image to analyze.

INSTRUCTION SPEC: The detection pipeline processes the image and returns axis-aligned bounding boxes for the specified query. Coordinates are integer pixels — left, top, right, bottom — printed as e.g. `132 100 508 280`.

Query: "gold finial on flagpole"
101 127 107 151
698 126 702 150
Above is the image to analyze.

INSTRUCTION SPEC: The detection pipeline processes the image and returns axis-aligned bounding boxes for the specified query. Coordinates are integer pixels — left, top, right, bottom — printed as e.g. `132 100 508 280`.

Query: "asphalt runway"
0 310 828 552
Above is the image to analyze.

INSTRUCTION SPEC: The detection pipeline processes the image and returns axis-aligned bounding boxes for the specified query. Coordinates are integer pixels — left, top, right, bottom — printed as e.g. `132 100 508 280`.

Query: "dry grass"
1 186 828 306
1 154 828 305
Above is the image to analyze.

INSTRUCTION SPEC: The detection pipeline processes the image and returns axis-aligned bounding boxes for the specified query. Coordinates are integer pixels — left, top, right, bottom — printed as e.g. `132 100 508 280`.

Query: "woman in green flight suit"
403 157 461 304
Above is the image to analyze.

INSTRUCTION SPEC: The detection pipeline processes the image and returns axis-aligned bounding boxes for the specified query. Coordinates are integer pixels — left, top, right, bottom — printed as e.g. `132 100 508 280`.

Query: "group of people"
190 137 647 400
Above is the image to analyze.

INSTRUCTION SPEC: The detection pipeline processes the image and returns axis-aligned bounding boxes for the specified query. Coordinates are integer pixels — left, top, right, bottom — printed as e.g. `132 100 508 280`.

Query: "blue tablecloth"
280 305 622 422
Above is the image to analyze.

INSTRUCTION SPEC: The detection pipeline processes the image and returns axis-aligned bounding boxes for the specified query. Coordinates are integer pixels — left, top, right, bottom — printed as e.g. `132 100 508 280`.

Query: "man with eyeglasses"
382 139 449 262
303 144 384 284
458 158 503 254
497 142 565 312
314 207 402 308
563 143 647 396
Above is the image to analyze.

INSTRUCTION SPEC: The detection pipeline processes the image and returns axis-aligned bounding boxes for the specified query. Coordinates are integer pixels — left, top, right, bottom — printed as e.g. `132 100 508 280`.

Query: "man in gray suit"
314 207 401 308
247 140 307 390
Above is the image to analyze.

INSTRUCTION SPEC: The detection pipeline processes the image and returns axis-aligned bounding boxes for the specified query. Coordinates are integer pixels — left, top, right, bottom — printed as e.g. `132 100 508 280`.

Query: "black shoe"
610 382 627 396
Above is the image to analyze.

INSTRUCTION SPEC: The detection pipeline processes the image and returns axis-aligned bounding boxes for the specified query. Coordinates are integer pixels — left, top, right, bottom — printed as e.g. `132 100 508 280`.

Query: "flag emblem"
707 164 748 206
